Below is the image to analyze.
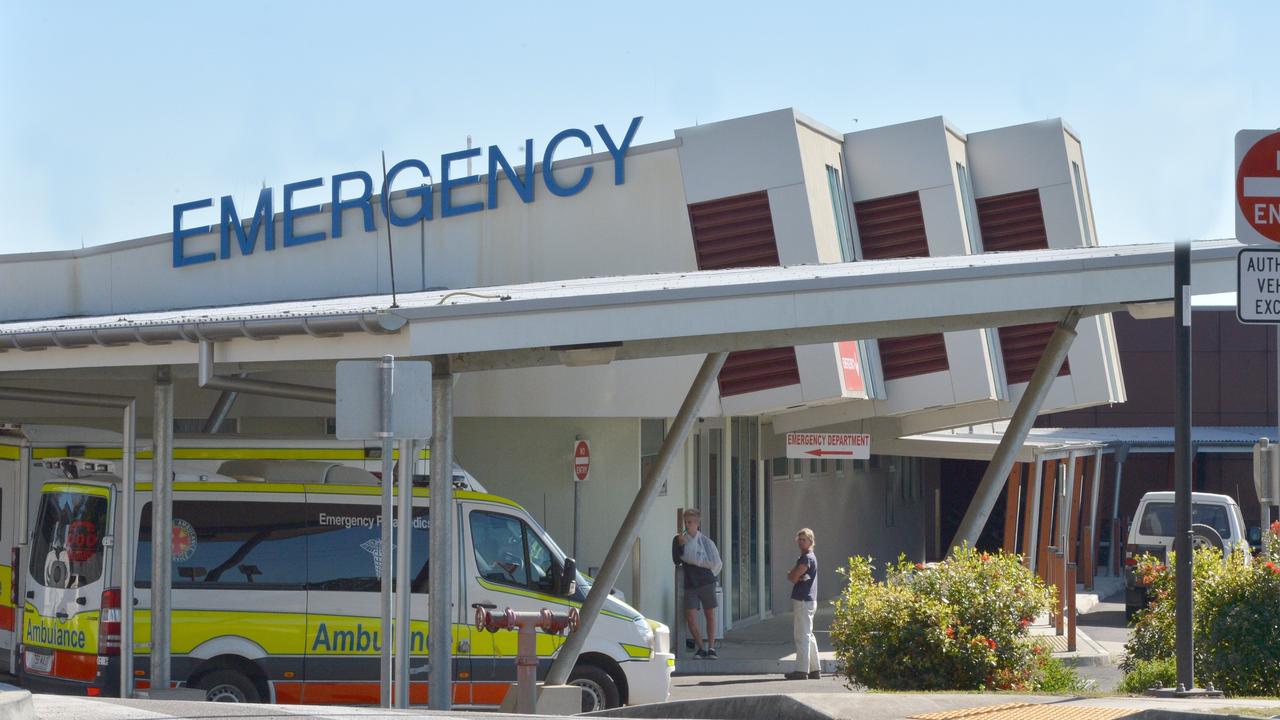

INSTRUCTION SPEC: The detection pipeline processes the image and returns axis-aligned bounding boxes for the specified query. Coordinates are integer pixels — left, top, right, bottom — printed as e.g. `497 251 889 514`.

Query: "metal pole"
150 367 173 695
379 355 395 708
951 307 1082 549
1026 457 1043 573
120 401 136 698
1174 242 1194 691
394 439 414 708
1109 445 1129 573
573 480 580 559
1086 448 1103 586
1059 453 1076 634
428 357 454 710
13 443 28 677
200 386 239 434
547 351 729 687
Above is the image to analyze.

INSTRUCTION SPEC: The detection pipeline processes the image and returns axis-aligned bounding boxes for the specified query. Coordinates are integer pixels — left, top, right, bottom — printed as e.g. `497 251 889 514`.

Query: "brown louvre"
974 188 1068 384
852 192 930 259
687 191 798 396
999 323 1070 385
687 191 781 270
975 189 1049 252
850 191 948 379
878 334 950 381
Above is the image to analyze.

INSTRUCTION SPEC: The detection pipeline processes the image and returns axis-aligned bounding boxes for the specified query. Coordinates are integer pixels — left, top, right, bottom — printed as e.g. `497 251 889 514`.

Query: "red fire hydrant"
475 607 579 714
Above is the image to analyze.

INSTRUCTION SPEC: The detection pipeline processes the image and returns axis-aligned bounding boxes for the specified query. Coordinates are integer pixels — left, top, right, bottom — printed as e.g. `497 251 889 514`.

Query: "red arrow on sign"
805 449 854 457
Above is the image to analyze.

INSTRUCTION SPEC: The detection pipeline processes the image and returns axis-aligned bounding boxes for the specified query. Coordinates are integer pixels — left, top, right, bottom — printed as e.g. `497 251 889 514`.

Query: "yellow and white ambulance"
18 458 673 710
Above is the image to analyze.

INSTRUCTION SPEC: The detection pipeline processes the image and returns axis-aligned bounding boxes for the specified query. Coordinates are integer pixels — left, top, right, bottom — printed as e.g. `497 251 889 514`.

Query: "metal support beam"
394 438 414 708
428 357 454 711
546 351 729 687
151 367 174 695
379 356 394 708
950 308 1082 550
0 386 136 697
1174 242 1194 690
200 381 241 434
198 341 335 404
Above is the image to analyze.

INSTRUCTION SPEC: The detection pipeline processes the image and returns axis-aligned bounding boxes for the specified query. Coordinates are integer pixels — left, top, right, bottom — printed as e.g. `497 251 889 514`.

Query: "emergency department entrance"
691 418 768 630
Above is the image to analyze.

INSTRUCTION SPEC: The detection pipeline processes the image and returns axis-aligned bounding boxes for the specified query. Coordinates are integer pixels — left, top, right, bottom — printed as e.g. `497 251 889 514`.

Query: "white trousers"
792 599 819 673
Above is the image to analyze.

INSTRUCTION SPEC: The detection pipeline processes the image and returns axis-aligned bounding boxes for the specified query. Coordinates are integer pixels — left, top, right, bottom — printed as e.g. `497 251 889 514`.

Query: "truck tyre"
195 669 260 703
1191 523 1224 552
568 663 620 712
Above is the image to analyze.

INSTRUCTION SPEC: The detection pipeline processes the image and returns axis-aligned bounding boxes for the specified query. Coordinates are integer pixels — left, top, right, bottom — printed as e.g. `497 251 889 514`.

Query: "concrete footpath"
28 691 1280 720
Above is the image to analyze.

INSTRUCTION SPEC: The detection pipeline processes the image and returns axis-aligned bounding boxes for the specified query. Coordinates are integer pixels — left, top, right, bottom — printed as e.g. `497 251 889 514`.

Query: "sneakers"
707 648 718 659
808 670 820 679
694 648 708 659
784 671 808 680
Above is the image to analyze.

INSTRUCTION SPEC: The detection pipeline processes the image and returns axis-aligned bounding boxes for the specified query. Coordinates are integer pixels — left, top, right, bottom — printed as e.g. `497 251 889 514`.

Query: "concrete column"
428 358 454 710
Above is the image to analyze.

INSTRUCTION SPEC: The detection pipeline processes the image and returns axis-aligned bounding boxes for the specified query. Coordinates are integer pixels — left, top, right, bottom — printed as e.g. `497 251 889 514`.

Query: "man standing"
785 528 820 680
672 508 722 659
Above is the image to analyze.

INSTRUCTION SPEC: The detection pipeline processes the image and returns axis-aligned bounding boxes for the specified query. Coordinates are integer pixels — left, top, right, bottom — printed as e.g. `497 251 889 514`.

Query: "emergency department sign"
1238 248 1280 324
1236 130 1280 245
785 432 871 460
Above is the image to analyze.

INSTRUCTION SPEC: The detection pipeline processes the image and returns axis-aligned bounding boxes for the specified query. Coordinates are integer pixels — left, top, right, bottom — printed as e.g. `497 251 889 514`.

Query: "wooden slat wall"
687 191 800 397
852 191 949 380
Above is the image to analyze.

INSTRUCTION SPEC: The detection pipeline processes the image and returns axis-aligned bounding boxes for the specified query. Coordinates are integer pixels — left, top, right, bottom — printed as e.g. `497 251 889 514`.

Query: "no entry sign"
785 432 871 460
573 440 591 482
1236 130 1280 245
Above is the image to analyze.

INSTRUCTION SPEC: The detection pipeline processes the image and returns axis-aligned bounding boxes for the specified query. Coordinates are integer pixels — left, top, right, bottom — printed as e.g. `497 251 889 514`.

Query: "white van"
1122 490 1250 620
17 459 672 711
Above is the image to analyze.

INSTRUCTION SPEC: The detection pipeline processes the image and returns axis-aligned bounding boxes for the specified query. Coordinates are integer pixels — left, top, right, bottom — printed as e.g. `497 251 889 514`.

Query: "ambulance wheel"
568 664 620 712
196 669 260 703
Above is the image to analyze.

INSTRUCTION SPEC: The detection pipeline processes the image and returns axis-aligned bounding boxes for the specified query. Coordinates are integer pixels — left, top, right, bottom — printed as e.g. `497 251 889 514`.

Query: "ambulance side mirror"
556 557 578 597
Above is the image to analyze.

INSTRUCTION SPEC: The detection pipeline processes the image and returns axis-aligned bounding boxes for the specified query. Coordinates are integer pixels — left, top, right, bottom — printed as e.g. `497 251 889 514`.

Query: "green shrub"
1117 657 1176 694
1121 522 1280 696
830 546 1056 691
1033 654 1090 694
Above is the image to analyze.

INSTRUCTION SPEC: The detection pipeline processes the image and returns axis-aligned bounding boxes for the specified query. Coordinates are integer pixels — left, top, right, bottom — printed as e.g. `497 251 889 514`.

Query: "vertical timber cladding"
975 189 1070 385
851 192 949 380
687 191 800 397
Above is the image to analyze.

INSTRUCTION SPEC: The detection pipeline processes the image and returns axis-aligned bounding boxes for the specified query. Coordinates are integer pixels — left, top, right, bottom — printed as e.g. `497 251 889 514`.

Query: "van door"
461 501 569 707
302 491 439 705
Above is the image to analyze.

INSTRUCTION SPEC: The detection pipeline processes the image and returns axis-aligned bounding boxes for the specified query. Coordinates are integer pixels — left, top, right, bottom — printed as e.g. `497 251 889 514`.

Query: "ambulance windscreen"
30 489 108 589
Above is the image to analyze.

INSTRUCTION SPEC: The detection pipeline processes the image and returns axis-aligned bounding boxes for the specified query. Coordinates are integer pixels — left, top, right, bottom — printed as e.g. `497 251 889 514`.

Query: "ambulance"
17 458 673 711
0 424 474 676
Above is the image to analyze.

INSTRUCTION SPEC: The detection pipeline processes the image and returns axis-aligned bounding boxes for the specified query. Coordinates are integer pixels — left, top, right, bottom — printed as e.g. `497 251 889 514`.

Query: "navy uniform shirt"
790 551 817 601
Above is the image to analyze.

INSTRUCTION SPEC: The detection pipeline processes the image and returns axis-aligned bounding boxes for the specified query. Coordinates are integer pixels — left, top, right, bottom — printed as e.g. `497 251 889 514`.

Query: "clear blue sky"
1 1 1276 255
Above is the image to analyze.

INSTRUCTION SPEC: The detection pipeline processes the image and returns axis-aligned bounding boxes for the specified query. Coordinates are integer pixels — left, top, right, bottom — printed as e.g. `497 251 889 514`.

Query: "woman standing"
784 528 820 680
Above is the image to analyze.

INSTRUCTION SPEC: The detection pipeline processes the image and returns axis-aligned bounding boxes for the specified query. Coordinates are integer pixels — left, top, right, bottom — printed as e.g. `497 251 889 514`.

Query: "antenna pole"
381 151 400 308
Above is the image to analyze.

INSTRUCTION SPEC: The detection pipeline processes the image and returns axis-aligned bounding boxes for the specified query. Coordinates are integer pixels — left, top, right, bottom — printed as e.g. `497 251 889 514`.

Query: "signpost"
572 439 589 558
785 432 871 460
335 358 432 709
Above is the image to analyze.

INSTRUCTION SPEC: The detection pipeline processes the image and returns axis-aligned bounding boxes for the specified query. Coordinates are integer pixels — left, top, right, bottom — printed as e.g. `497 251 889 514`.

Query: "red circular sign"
1238 131 1280 243
573 440 590 482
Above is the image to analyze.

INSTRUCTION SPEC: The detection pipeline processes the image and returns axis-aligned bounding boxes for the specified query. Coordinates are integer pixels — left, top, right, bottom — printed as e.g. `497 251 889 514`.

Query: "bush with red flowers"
1121 521 1280 696
830 546 1060 691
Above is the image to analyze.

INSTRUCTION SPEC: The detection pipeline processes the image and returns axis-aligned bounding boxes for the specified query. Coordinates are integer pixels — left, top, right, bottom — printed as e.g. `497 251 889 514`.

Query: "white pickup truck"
1122 491 1256 620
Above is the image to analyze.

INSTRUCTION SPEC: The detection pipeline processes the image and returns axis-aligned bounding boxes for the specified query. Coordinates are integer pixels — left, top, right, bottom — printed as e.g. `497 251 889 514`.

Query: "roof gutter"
0 310 406 352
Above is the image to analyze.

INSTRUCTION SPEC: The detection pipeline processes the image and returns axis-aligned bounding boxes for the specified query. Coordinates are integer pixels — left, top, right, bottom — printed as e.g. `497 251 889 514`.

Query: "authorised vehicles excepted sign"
785 432 871 460
1238 247 1280 324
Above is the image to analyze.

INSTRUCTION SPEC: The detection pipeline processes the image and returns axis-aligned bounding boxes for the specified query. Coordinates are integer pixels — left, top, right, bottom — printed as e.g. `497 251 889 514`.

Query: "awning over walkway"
0 240 1240 373
883 424 1277 462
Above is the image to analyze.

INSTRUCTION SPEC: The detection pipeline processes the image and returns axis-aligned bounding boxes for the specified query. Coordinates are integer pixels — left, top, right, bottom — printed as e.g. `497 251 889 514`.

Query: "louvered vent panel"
975 189 1068 384
853 192 929 259
998 323 1071 385
850 191 947 379
687 191 798 397
975 190 1049 252
878 334 951 381
717 347 802 397
687 191 781 270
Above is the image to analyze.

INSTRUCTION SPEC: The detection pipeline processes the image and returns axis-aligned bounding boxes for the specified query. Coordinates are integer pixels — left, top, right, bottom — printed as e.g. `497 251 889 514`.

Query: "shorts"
683 582 718 610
